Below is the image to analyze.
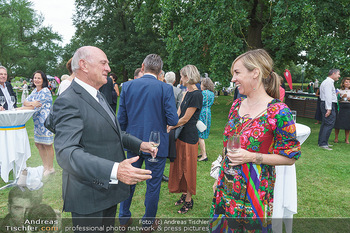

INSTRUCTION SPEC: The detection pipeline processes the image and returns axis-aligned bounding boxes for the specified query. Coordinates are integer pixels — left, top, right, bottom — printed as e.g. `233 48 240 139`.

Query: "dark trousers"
318 101 337 146
71 205 117 233
119 152 166 226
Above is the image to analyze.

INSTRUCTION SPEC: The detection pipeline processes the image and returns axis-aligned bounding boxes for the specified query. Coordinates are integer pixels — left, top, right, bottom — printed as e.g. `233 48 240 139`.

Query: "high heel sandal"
178 199 193 214
174 194 186 206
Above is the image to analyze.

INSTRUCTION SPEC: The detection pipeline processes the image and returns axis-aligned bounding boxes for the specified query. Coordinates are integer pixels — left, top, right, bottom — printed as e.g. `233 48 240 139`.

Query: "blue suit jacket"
118 74 179 157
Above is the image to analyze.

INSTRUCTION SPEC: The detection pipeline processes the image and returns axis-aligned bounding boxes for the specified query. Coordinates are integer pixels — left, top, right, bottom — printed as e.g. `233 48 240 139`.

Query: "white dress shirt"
0 83 12 108
75 78 119 184
319 77 337 110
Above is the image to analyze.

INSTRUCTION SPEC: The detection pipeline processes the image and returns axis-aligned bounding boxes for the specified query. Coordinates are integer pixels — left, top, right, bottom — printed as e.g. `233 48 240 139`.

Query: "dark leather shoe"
162 174 169 182
120 217 133 233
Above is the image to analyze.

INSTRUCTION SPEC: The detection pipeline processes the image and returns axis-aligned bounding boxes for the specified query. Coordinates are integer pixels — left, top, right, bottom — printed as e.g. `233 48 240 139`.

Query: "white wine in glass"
226 134 241 175
148 131 160 162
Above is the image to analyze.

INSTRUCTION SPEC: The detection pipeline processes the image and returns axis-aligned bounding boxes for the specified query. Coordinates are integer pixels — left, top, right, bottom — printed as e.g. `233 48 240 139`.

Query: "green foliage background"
1 0 350 85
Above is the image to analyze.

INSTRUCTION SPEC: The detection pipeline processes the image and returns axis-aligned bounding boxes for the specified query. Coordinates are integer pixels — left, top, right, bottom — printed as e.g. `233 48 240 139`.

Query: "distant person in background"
51 81 57 96
318 69 340 150
23 70 55 176
158 70 165 82
0 66 17 111
279 76 285 102
21 80 29 105
134 67 143 79
334 77 350 144
57 74 70 95
110 73 120 113
165 71 183 109
197 77 215 162
57 58 74 95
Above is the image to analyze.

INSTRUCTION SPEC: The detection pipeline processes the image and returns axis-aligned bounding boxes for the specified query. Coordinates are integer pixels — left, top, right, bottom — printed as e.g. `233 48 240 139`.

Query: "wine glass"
8 96 16 110
148 131 160 162
0 96 5 107
225 134 241 175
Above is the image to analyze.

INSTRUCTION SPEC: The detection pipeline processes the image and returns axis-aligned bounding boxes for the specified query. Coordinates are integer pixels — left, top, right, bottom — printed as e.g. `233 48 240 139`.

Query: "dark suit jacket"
99 76 114 105
50 80 142 215
117 75 178 157
0 82 17 110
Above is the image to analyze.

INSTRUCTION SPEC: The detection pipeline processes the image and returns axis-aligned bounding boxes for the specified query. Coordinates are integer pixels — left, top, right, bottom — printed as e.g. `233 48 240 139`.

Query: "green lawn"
1 95 349 222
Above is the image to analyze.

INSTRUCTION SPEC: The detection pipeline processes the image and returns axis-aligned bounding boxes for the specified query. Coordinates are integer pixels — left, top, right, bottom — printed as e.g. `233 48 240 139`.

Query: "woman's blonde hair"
231 49 280 99
180 65 200 85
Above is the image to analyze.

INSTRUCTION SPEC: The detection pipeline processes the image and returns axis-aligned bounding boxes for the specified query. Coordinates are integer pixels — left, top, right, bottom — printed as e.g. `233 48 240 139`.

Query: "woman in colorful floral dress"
24 70 55 176
209 49 301 232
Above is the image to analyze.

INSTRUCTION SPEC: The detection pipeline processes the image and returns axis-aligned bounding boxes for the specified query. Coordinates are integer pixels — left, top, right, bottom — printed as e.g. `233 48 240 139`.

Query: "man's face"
85 48 111 89
332 71 340 81
0 68 7 85
9 197 32 224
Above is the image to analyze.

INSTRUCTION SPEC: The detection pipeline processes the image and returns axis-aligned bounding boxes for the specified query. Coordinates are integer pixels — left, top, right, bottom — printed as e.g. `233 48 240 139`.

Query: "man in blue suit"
118 54 178 232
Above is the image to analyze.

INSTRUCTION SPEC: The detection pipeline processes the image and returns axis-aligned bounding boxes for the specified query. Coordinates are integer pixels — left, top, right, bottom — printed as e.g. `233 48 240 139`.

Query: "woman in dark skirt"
334 77 350 144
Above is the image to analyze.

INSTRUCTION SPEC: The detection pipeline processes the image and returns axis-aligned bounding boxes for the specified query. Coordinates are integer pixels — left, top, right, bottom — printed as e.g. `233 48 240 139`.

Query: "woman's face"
344 79 350 89
180 74 188 86
33 73 43 88
231 59 256 95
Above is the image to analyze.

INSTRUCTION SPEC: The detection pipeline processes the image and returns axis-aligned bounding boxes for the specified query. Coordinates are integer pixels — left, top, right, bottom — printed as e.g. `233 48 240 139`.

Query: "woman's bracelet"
255 153 263 165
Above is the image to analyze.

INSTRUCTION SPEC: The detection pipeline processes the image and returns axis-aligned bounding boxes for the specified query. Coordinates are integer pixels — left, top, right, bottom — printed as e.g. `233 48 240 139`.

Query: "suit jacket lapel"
71 81 119 134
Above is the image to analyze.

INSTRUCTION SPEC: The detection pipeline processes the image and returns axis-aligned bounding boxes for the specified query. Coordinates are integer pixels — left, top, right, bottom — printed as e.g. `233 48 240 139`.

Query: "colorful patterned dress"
26 87 54 144
198 90 215 139
209 98 301 233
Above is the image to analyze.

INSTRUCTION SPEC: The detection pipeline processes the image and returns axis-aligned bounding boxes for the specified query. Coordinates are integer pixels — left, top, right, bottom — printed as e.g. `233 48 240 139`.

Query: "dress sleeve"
269 103 301 159
188 91 203 109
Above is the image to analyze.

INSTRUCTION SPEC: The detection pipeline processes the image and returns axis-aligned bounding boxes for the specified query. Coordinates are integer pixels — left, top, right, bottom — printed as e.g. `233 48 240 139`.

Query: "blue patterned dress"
198 90 215 139
26 87 54 144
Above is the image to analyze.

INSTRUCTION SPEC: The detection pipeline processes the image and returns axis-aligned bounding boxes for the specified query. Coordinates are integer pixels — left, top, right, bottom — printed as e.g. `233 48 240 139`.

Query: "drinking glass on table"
291 110 297 123
148 131 160 162
226 134 241 175
8 96 16 110
0 96 5 107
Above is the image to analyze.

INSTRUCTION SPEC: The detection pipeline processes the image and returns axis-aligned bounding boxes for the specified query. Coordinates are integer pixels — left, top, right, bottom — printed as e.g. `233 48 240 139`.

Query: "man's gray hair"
71 46 94 72
165 71 176 84
328 69 340 77
143 54 163 76
0 66 7 71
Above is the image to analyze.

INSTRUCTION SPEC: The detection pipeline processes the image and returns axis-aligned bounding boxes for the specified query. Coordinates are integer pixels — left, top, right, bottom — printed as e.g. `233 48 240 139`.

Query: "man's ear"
141 63 145 73
79 59 88 72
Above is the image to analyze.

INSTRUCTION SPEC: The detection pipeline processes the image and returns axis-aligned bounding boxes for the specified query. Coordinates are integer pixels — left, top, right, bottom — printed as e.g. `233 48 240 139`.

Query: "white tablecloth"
272 123 311 233
0 110 35 182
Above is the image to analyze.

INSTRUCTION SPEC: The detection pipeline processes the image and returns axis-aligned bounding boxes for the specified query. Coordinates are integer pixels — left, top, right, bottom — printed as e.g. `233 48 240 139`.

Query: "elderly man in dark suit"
118 54 178 232
0 66 17 111
48 46 155 232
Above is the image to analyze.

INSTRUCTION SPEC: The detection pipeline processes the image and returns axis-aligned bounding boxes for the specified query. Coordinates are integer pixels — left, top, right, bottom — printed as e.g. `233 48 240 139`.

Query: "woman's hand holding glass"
226 135 254 169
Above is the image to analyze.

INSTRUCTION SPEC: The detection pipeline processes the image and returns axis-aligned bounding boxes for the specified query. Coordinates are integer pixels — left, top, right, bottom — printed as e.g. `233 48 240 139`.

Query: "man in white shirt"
318 69 340 150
